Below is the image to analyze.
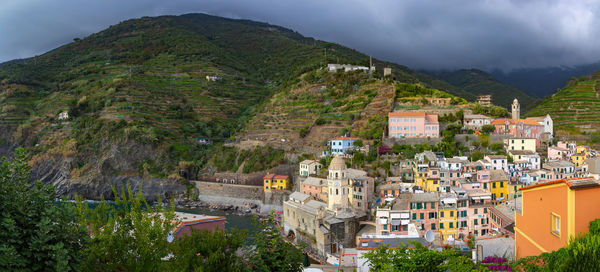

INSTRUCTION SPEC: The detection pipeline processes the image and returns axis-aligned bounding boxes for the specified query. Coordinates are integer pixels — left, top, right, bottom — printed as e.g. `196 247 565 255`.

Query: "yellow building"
504 138 536 153
508 182 524 200
264 173 289 191
438 207 458 243
571 153 585 167
576 146 590 158
422 178 441 192
489 170 509 204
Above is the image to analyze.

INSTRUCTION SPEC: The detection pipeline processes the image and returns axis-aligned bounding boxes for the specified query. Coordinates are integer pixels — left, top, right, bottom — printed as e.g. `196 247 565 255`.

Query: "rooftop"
489 169 508 182
332 136 358 141
491 119 544 126
520 177 600 191
173 212 225 223
300 159 320 165
392 194 412 210
509 150 536 156
302 177 327 187
464 114 492 119
410 192 439 202
289 192 311 202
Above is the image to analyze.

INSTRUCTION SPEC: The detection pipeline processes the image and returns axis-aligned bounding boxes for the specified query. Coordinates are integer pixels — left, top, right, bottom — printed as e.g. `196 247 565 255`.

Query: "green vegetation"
362 241 488 271
527 72 600 135
472 104 509 118
210 145 285 173
0 149 88 271
427 69 539 110
394 82 468 109
0 152 303 271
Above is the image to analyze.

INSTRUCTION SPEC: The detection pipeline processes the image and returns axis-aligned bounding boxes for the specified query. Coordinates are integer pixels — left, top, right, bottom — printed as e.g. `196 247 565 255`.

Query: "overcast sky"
2 0 600 71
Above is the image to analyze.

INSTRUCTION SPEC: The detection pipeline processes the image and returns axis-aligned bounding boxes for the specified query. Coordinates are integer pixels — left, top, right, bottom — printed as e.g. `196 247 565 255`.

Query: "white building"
464 114 492 129
299 160 323 177
526 114 553 139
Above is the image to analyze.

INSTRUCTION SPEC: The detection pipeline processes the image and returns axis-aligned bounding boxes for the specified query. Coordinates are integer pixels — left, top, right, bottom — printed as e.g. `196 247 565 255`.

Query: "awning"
471 196 481 200
400 213 410 219
378 218 388 225
479 196 492 200
442 198 457 204
401 219 410 225
391 219 401 226
390 213 401 219
376 211 390 217
496 197 505 201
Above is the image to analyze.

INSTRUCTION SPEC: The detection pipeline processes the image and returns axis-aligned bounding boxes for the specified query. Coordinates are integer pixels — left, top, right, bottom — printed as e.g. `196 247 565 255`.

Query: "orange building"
514 177 600 260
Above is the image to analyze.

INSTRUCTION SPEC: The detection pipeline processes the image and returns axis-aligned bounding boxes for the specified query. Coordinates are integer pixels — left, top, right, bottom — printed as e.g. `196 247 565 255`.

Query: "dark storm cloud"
2 0 600 71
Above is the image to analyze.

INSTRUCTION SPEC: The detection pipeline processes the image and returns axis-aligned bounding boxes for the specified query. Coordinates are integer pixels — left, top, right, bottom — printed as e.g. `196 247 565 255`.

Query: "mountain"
491 62 600 98
0 13 506 199
425 69 539 111
526 71 600 135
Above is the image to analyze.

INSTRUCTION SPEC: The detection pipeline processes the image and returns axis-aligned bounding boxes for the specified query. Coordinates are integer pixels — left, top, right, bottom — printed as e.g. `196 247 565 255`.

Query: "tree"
245 213 304 272
481 125 496 134
362 241 487 272
168 228 247 272
0 148 89 271
470 151 484 162
75 184 175 272
353 139 364 147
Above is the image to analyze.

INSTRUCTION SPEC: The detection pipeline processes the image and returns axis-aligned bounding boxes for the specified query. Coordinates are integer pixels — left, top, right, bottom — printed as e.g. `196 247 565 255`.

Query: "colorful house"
299 160 323 177
571 153 585 167
329 137 358 155
264 173 289 191
492 119 544 147
438 194 458 242
515 177 600 259
409 192 439 234
388 112 440 138
503 138 537 153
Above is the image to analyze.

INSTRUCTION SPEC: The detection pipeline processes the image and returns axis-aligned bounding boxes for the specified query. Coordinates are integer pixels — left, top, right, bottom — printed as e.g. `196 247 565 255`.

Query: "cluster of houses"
274 97 600 270
388 99 553 144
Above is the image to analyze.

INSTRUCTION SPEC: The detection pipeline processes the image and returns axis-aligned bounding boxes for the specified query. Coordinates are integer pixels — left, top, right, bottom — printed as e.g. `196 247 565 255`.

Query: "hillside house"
327 63 369 72
464 114 492 129
388 112 439 138
263 173 289 191
477 94 492 106
503 138 537 153
484 155 508 171
300 177 328 202
57 111 69 121
509 150 541 170
299 160 323 177
526 114 553 139
329 137 357 156
491 119 544 147
548 146 568 160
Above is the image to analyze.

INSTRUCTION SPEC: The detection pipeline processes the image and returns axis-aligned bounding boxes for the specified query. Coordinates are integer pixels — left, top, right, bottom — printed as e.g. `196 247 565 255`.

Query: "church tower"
511 98 520 119
327 156 350 211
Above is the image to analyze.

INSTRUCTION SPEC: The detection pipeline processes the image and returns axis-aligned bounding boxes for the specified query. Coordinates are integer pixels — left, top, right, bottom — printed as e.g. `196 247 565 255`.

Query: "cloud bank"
2 0 600 71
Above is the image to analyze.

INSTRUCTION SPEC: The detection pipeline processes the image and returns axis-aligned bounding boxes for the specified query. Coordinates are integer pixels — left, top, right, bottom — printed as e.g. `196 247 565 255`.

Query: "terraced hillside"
237 70 394 154
527 72 600 134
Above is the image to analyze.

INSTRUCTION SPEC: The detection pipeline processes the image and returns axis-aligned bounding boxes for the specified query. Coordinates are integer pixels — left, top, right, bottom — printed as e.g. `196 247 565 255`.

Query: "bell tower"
511 98 520 119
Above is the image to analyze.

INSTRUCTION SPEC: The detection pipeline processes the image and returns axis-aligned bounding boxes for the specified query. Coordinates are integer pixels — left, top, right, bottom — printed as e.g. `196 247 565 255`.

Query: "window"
552 213 560 237
500 182 504 188
474 219 478 225
431 223 436 230
483 183 487 189
450 211 454 217
412 213 417 220
474 209 478 214
440 223 444 229
441 211 445 217
383 225 387 230
492 182 496 189
449 222 454 228
431 202 436 209
483 208 488 213
420 213 424 220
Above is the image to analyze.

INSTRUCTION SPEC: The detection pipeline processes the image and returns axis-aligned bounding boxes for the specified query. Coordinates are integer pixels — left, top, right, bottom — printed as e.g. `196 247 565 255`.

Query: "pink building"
410 192 440 234
491 119 544 147
172 212 226 239
557 141 577 157
388 112 439 138
300 177 327 201
484 155 508 171
548 146 568 160
465 189 492 237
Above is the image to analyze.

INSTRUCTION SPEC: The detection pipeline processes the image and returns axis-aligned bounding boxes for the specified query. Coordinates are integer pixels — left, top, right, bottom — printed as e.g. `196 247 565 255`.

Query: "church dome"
329 156 347 171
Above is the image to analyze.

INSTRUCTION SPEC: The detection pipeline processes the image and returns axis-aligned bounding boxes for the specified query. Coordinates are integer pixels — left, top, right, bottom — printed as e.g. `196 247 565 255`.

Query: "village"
257 96 600 271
